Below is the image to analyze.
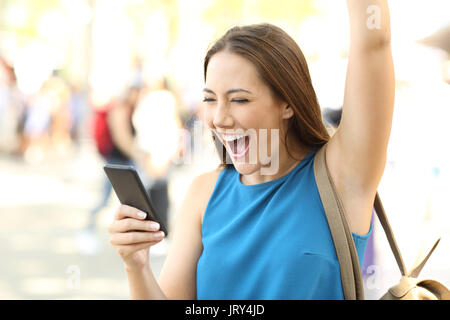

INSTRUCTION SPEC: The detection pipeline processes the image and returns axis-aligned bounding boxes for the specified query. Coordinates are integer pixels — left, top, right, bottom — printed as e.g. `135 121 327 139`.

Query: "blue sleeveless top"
196 149 372 300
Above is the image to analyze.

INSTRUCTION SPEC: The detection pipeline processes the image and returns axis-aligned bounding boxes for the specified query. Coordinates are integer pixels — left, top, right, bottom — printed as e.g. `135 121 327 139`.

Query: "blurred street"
0 140 173 299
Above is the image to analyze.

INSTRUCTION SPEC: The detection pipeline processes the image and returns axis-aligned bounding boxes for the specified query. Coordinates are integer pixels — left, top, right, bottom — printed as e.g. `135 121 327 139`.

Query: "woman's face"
203 51 294 177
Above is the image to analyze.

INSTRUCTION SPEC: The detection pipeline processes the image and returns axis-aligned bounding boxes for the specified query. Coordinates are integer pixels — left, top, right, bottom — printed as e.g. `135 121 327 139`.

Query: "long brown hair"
204 23 330 168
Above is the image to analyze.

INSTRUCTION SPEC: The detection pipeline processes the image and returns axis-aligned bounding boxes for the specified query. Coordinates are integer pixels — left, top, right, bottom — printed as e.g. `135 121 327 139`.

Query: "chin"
230 159 260 175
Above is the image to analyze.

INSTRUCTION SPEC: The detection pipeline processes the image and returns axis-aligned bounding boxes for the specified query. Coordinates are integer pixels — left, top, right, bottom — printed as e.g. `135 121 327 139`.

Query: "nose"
212 103 233 128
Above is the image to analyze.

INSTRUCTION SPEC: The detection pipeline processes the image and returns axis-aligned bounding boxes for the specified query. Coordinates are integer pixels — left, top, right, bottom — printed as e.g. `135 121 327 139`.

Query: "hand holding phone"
104 164 168 236
105 164 168 270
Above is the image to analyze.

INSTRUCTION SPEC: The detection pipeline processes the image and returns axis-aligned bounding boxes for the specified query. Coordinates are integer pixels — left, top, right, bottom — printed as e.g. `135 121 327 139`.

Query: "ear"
281 103 294 120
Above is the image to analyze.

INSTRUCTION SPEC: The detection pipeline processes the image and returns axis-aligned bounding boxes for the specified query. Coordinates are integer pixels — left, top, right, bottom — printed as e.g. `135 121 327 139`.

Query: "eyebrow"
203 88 252 95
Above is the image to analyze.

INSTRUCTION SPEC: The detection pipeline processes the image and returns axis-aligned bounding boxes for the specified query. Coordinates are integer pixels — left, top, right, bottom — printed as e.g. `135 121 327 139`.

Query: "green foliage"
1 0 61 39
202 0 320 37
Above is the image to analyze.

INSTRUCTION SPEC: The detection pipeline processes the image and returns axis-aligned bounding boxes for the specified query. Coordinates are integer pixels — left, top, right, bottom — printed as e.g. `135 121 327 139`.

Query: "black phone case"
103 164 168 236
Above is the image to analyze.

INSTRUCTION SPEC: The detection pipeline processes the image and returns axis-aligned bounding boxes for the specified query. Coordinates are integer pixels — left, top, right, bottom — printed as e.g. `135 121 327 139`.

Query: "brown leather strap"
373 192 408 276
313 144 363 299
408 238 441 278
313 143 409 299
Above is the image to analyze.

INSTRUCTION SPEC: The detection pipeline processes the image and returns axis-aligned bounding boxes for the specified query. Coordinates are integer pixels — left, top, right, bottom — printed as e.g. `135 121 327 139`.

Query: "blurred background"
0 0 448 299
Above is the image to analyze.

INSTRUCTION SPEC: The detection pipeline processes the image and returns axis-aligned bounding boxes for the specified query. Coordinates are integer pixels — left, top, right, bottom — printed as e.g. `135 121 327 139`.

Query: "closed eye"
232 99 249 103
203 98 216 102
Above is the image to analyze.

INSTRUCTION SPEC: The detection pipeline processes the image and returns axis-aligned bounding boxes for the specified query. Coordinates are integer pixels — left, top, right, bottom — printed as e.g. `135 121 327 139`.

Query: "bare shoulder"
189 167 224 222
174 166 224 229
192 166 223 186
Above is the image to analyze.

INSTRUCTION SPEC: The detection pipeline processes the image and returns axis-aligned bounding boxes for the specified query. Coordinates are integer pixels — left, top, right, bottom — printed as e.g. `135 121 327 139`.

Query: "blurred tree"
202 0 319 37
125 0 179 59
0 0 61 40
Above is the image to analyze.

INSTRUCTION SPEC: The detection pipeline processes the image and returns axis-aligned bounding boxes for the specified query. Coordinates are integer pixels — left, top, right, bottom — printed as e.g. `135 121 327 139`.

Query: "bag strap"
373 189 442 279
313 143 364 299
373 193 408 276
313 143 409 299
408 237 441 278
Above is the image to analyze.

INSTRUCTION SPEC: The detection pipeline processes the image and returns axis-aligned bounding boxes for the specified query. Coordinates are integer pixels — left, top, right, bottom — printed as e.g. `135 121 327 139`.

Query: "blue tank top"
196 148 372 300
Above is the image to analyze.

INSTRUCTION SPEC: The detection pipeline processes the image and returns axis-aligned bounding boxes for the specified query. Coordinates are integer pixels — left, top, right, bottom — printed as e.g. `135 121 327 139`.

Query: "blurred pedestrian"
21 78 53 163
0 57 25 155
46 71 72 156
79 85 146 254
89 86 146 227
132 76 183 237
323 106 342 128
67 81 86 144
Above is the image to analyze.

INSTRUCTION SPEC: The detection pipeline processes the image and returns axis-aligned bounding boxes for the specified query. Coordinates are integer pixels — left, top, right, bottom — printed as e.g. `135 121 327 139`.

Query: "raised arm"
326 0 395 234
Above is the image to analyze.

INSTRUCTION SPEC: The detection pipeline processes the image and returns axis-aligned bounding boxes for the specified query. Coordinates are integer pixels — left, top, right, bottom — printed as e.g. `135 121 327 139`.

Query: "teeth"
222 134 247 142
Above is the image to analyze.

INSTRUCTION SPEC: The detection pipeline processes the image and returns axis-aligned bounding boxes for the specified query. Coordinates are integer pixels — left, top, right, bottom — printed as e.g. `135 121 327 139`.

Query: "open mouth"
224 134 250 158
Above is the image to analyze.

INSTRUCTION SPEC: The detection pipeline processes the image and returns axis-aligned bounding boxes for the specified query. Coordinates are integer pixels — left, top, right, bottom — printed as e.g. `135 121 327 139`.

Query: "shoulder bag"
313 143 450 300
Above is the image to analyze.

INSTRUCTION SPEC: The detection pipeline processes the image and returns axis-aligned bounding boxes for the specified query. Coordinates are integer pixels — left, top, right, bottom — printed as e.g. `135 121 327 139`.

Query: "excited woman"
108 0 394 300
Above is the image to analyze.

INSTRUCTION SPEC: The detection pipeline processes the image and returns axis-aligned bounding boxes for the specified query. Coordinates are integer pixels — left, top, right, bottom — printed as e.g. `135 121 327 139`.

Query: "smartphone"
103 164 168 236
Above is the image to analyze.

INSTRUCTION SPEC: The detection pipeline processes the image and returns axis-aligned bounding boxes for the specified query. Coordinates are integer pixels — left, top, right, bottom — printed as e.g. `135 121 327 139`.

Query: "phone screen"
103 164 168 236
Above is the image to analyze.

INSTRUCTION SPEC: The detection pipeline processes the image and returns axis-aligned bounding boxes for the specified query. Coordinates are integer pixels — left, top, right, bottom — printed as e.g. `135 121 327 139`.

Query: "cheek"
202 107 215 128
250 109 280 131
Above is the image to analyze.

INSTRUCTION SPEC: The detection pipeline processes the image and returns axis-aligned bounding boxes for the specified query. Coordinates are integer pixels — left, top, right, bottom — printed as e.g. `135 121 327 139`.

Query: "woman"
108 0 394 299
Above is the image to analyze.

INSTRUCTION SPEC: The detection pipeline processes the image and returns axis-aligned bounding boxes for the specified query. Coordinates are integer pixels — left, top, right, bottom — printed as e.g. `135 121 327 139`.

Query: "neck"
240 142 309 185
